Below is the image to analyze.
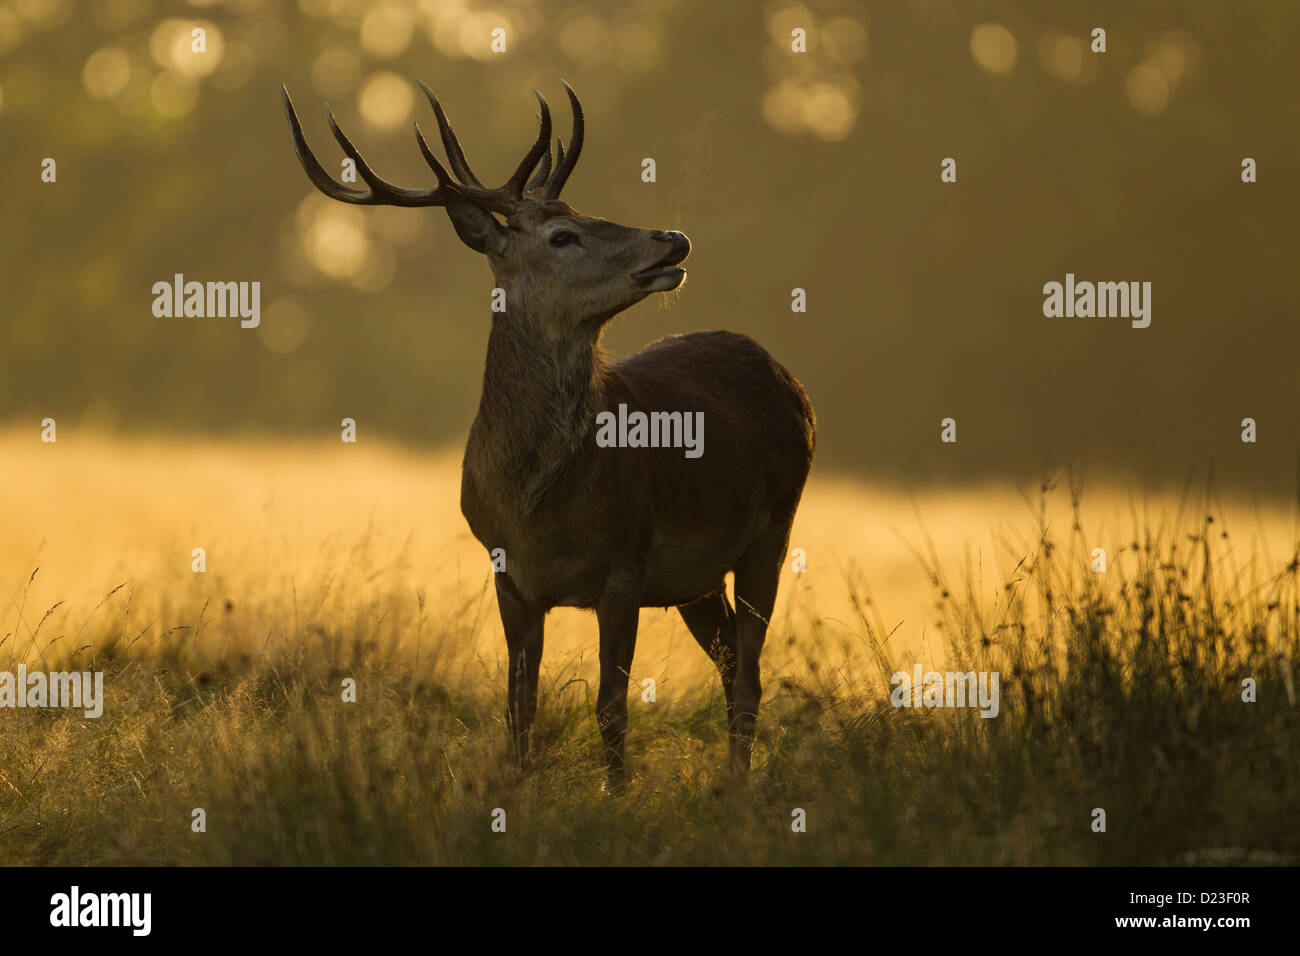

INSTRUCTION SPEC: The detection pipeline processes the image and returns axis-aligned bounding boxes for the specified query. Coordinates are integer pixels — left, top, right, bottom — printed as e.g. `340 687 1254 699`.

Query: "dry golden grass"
5 428 1295 675
0 428 1296 865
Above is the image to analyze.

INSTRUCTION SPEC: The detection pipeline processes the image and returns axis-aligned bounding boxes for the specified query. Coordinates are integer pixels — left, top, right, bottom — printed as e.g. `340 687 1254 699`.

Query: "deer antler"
412 80 584 203
282 82 583 216
537 81 584 200
413 82 551 213
282 85 452 207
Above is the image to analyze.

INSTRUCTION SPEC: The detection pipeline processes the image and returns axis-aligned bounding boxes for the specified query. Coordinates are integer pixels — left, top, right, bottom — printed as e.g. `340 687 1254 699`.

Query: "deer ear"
444 199 508 256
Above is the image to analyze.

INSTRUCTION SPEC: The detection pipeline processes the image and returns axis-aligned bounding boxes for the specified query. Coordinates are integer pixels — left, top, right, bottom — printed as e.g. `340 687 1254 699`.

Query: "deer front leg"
595 590 640 792
495 573 545 765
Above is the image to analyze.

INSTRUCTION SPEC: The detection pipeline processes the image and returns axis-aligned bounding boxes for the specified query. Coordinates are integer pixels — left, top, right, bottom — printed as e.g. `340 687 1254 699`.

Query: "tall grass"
0 475 1296 865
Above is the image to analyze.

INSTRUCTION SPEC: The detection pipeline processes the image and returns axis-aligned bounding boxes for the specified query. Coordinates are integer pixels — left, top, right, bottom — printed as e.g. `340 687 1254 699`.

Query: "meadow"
1 429 1296 865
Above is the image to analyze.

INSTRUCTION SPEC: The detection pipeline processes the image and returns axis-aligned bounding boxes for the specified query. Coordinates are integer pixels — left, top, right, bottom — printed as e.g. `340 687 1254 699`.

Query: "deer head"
281 81 690 332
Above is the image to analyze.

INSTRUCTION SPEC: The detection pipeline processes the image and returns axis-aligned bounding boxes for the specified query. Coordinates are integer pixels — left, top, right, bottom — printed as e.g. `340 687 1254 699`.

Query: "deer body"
462 328 814 610
283 81 815 785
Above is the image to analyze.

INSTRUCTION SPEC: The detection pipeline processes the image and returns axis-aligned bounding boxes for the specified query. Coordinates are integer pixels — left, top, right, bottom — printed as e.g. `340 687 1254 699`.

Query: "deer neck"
469 309 609 513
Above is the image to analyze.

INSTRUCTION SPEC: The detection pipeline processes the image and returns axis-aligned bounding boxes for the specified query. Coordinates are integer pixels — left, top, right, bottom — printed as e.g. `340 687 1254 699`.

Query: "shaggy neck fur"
472 304 609 515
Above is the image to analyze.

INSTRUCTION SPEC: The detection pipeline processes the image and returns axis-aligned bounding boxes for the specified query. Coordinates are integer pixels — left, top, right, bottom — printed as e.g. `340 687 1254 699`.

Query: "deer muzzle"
632 231 690 290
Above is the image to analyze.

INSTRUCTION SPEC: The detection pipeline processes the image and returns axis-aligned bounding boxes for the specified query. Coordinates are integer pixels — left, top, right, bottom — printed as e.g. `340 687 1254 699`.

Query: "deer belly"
499 533 734 610
500 545 610 610
640 532 743 607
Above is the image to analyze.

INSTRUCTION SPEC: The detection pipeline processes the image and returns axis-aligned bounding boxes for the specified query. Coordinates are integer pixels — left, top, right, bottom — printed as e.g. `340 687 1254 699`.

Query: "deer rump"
463 330 816 612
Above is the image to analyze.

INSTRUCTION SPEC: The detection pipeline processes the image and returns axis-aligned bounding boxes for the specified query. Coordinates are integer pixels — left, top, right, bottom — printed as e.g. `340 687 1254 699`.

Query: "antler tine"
413 121 454 187
324 104 449 206
282 85 370 204
526 139 554 195
417 80 485 189
282 85 445 207
542 80 584 200
414 120 519 216
504 90 552 197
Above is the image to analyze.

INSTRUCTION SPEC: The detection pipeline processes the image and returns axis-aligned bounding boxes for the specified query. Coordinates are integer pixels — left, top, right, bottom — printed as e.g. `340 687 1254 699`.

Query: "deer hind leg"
730 526 792 771
495 574 546 766
595 592 640 792
677 587 738 732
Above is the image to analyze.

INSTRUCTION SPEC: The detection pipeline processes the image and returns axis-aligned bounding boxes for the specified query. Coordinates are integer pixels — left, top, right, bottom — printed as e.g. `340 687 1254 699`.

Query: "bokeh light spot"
1125 65 1170 117
1037 31 1087 84
260 299 311 354
970 23 1017 75
298 197 371 280
357 72 414 132
802 82 857 142
83 47 132 100
360 4 413 60
766 3 811 43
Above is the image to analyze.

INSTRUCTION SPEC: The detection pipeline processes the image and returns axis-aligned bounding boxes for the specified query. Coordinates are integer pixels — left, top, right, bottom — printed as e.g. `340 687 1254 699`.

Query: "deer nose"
654 231 690 256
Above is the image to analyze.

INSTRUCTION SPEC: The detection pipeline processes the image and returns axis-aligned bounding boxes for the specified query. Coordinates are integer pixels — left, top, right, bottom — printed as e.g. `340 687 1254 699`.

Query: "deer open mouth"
632 235 690 289
631 264 686 288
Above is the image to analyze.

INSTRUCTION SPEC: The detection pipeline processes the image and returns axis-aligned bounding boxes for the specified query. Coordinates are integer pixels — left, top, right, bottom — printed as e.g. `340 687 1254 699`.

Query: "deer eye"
549 230 580 248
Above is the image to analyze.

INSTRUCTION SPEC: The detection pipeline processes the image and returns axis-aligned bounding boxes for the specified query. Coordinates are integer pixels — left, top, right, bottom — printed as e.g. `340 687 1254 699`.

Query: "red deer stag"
282 81 816 787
